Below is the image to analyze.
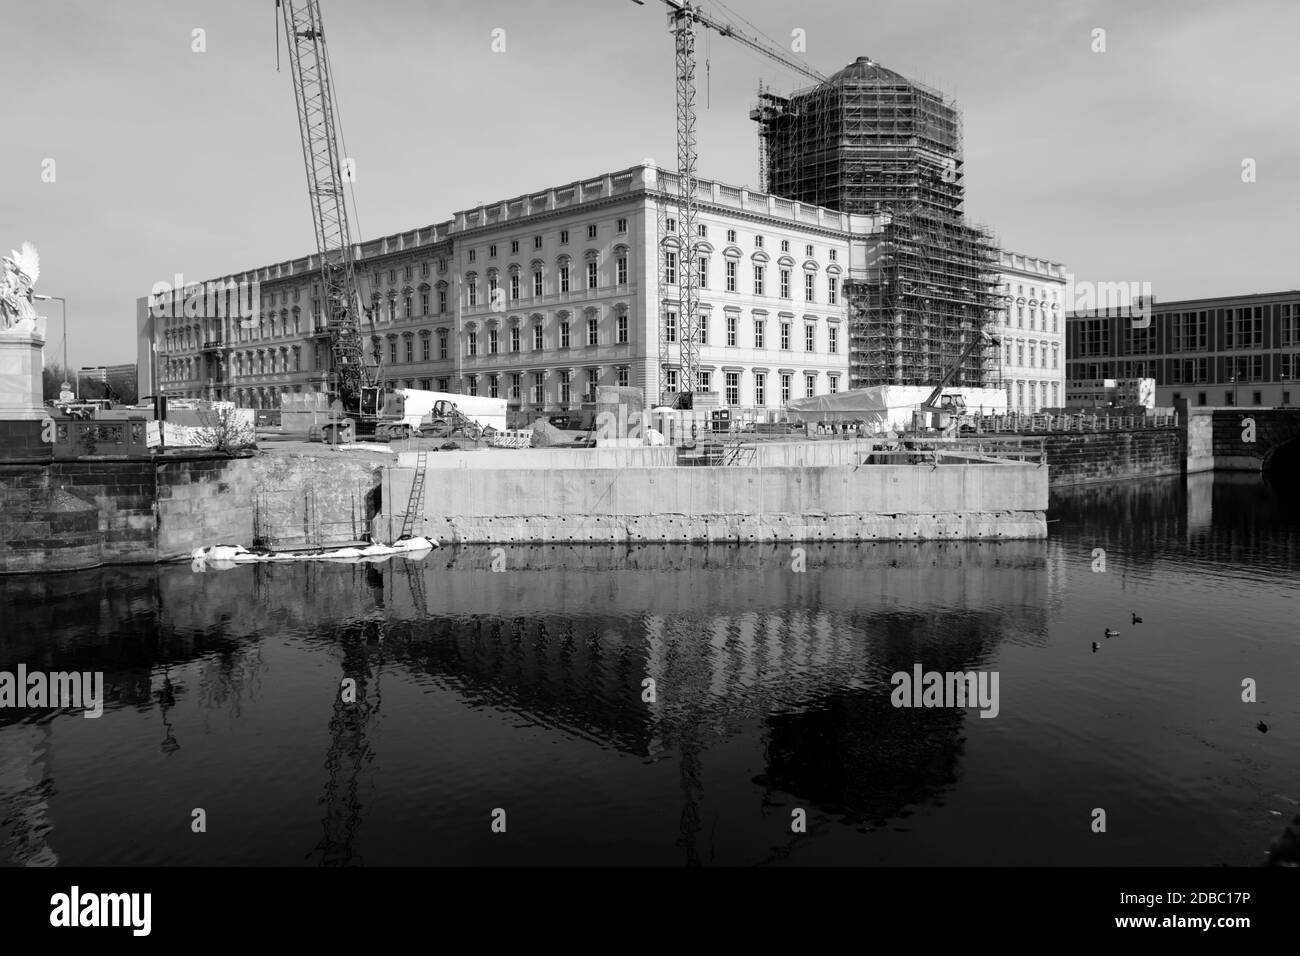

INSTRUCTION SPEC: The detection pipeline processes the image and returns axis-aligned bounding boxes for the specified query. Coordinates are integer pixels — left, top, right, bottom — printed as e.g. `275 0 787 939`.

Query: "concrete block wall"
1041 428 1183 486
0 465 103 573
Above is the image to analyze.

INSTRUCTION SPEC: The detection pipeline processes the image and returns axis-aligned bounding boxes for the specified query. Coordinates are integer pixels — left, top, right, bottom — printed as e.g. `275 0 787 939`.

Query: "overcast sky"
4 0 1297 368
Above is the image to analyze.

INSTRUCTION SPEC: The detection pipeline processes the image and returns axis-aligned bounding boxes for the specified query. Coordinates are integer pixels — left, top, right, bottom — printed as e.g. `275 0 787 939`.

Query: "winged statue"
1 242 41 332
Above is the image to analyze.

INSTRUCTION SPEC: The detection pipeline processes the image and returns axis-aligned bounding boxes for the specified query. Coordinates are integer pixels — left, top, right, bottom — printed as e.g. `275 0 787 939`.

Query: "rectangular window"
754 266 765 296
468 331 478 357
698 370 711 393
421 292 429 316
754 371 766 406
534 325 545 350
780 373 791 402
488 245 497 258
389 340 398 364
534 236 543 250
510 373 521 400
587 261 598 289
617 217 627 233
405 338 413 363
617 256 627 285
617 366 629 388
468 377 478 397
828 326 838 354
560 229 569 244
511 327 521 352
828 276 837 305
587 224 597 240
421 336 431 361
534 271 543 297
780 269 790 298
754 319 765 349
726 260 736 292
489 329 499 354
726 314 737 347
561 322 572 349
725 372 739 405
438 333 448 359
533 374 544 405
805 325 815 352
665 368 678 392
560 370 572 404
829 374 839 394
587 369 599 400
665 252 677 285
588 318 599 346
666 311 677 343
726 229 736 243
805 273 815 303
617 315 628 343
490 374 500 399
438 288 448 313
780 322 790 350
698 224 707 238
698 257 708 289
468 250 476 263
560 265 570 293
755 235 764 249
698 314 708 346
510 240 519 254
510 274 520 301
468 283 478 307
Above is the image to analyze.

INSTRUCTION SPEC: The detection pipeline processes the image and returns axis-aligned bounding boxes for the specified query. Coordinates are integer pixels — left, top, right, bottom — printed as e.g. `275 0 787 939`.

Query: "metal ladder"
398 451 427 540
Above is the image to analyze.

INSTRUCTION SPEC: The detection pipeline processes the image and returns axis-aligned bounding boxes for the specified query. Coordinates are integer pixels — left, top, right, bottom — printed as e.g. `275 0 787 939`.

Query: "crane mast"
639 0 824 406
277 0 374 411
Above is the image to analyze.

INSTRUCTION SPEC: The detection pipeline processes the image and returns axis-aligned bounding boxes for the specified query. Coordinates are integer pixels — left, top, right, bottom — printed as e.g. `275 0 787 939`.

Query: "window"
617 314 628 343
468 281 478 308
438 287 448 313
587 224 597 240
1253 390 1263 405
780 269 790 298
468 331 478 357
617 255 627 285
754 371 766 406
468 377 478 397
698 370 711 393
780 322 790 350
587 261 598 290
1017 342 1024 366
755 235 764 249
665 368 678 392
421 292 430 316
438 377 449 392
438 258 447 274
560 264 571 293
828 276 837 305
698 257 708 288
388 299 397 321
389 269 396 283
804 273 815 303
510 274 520 301
665 252 677 285
489 328 499 354
725 372 739 405
697 224 707 238
617 366 629 388
421 336 431 361
666 218 676 233
754 266 765 296
488 244 497 258
726 260 736 292
617 218 627 233
780 373 791 402
666 311 677 343
754 319 765 349
510 373 521 400
587 318 599 346
488 275 499 303
828 326 838 353
805 244 814 258
534 236 543 250
490 374 500 399
780 240 789 252
726 229 737 243
510 240 519 254
405 338 413 363
829 249 837 262
587 369 599 400
511 327 521 352
726 314 737 346
388 339 398 364
805 324 815 352
699 313 708 345
560 229 569 244
534 325 545 350
438 331 448 359
534 270 543 297
532 374 544 405
560 370 572 404
829 374 839 394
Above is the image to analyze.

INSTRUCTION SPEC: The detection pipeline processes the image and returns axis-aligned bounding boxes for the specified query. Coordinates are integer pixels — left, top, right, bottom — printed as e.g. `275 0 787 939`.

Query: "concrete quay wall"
381 460 1049 545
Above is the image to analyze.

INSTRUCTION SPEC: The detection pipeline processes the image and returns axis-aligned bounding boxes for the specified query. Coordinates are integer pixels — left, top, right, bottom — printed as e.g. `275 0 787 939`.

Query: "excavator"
910 329 1000 437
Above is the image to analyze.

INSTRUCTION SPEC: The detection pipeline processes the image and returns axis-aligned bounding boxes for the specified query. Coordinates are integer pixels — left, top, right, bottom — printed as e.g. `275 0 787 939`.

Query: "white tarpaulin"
394 389 507 432
785 386 1008 430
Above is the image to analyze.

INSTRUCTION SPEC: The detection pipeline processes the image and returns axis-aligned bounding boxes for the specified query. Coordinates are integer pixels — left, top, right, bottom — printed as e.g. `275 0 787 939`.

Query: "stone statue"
0 242 40 333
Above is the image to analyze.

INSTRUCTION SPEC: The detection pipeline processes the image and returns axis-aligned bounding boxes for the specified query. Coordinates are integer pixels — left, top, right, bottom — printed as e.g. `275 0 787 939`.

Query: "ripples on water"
1 472 1296 866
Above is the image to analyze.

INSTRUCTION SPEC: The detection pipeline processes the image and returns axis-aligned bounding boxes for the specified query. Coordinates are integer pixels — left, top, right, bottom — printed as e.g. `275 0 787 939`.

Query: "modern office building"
751 56 1003 391
136 164 889 414
1066 289 1300 407
991 252 1068 412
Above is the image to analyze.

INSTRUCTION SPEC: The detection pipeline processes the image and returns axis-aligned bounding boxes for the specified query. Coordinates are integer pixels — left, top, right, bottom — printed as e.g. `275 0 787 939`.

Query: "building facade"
991 252 1068 412
137 164 886 415
1066 290 1300 408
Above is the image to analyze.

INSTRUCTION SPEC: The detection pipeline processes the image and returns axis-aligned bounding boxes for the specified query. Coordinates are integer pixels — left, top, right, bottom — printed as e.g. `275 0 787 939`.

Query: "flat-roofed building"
991 252 1068 412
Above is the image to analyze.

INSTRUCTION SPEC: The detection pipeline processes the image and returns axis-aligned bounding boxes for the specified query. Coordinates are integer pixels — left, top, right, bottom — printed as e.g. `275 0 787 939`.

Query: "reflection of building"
992 252 1068 412
137 165 888 414
0 725 58 866
1067 290 1300 408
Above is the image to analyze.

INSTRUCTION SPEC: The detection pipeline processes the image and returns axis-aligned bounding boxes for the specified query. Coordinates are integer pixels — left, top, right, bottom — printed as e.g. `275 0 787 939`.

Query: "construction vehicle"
911 329 1000 436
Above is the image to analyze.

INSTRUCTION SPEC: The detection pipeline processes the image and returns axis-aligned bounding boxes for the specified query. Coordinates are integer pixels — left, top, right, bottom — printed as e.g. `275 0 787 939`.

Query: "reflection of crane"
275 0 378 415
631 0 825 406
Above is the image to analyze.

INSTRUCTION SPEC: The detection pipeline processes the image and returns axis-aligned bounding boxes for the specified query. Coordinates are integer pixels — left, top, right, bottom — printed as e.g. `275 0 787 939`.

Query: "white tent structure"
393 389 508 432
785 386 1007 432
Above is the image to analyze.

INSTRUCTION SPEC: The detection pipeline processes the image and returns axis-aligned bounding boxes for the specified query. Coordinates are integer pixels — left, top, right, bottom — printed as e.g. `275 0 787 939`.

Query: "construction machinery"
632 0 825 408
911 329 1000 436
276 0 382 432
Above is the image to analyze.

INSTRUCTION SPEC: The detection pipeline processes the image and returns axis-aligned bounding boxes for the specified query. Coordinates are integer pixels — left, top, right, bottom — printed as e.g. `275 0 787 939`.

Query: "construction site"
752 56 1003 393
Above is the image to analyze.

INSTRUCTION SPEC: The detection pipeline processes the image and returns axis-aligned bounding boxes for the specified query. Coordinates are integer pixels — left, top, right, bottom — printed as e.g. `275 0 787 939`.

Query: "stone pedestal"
0 318 52 460
0 318 48 420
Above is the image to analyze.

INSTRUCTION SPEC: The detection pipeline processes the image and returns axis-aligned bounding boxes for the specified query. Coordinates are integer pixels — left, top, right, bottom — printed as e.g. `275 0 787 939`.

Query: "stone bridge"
1185 406 1300 472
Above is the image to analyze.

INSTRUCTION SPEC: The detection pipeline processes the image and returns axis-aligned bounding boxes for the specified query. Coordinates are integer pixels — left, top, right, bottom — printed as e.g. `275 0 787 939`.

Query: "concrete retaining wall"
1040 428 1184 487
381 458 1048 544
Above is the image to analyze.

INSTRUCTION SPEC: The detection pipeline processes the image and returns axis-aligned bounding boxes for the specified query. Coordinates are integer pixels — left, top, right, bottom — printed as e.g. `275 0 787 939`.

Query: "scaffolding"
751 57 1001 389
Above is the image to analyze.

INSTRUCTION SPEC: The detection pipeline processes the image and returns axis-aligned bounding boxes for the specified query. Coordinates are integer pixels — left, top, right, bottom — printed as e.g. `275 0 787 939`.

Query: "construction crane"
276 0 379 420
912 328 1001 435
631 0 825 407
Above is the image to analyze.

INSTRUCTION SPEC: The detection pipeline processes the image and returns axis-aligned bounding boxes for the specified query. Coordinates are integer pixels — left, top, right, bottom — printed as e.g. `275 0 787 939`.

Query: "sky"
3 0 1298 369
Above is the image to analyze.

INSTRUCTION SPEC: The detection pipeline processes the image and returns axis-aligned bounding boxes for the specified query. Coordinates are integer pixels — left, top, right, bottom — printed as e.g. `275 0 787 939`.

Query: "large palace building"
136 163 891 415
992 251 1068 412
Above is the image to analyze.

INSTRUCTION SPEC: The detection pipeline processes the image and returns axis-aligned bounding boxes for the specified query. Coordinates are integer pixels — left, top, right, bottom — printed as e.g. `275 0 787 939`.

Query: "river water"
1 471 1296 866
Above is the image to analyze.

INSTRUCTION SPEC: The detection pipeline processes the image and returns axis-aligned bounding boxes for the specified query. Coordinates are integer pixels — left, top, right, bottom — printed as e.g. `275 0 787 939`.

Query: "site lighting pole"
33 294 71 399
